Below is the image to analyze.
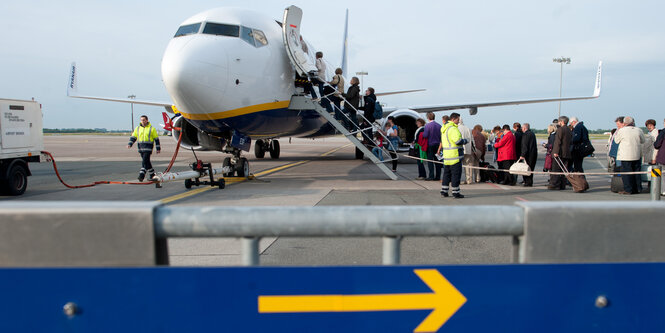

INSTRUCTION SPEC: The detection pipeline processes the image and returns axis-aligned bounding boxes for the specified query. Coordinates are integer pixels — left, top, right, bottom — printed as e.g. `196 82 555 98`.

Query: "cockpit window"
202 23 240 37
174 23 201 37
240 26 255 46
252 30 268 46
239 26 268 47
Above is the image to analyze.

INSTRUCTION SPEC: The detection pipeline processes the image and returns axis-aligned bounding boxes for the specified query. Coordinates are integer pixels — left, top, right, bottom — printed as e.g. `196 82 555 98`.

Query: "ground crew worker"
127 115 160 181
437 112 467 198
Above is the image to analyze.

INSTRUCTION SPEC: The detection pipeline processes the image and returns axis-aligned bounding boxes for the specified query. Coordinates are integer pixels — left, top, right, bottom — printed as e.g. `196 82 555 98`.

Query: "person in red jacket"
494 124 517 185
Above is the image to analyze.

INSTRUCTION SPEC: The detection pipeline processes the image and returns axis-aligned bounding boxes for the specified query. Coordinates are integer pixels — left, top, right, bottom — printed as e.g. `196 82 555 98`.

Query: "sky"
1 0 664 131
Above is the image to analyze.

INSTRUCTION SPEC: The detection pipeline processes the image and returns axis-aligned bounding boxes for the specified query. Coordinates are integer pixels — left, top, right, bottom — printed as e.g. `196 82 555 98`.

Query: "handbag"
578 141 595 157
509 159 531 176
408 146 419 157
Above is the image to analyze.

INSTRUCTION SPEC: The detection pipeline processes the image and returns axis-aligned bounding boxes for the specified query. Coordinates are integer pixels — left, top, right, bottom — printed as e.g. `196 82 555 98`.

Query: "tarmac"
2 134 656 266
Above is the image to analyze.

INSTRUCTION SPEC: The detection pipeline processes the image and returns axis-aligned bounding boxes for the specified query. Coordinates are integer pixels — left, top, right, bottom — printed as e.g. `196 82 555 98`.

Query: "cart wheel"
184 178 192 189
6 164 28 196
218 179 226 189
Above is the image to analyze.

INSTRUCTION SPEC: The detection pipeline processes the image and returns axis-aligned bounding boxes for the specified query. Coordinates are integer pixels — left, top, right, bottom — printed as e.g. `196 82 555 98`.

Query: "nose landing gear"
223 147 251 178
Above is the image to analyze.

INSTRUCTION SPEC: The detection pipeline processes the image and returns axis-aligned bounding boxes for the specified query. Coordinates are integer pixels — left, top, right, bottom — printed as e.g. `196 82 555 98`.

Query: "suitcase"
611 175 624 193
479 162 499 183
567 174 589 193
554 156 589 192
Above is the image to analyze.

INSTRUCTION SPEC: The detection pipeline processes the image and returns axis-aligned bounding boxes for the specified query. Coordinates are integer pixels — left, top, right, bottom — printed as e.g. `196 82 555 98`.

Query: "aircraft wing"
67 62 176 113
407 61 602 115
375 89 426 97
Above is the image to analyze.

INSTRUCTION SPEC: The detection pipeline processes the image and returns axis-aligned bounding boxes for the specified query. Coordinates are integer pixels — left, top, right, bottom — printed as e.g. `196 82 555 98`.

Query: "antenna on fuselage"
341 9 348 76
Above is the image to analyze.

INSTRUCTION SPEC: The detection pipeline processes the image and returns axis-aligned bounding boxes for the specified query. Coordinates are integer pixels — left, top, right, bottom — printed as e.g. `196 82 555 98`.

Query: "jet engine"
380 109 421 145
172 115 226 151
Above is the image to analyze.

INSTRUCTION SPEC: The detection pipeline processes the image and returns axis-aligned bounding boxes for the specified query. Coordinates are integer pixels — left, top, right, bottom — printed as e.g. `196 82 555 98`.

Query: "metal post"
512 236 520 263
558 62 563 118
382 236 402 265
241 237 260 266
552 57 570 118
128 94 136 131
651 165 662 201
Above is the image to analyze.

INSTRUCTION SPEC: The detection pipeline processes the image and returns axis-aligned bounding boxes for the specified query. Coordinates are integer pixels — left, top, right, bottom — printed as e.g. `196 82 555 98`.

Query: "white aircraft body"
67 5 602 176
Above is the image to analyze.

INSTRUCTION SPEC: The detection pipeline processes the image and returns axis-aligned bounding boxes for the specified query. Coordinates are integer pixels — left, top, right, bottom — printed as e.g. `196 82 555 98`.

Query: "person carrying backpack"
362 87 377 123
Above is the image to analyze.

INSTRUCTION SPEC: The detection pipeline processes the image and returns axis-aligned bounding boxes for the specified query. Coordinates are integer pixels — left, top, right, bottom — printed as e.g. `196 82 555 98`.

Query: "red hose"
42 128 184 189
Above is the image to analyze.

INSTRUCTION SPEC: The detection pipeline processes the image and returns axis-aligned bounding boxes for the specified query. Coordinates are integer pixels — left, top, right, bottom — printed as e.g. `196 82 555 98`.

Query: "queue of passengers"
410 113 665 197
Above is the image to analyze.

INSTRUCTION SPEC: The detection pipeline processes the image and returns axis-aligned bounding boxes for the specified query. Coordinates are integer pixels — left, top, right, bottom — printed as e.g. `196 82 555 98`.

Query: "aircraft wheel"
6 164 28 196
269 140 280 159
236 158 249 178
254 140 266 159
355 147 364 159
222 157 233 177
184 178 192 189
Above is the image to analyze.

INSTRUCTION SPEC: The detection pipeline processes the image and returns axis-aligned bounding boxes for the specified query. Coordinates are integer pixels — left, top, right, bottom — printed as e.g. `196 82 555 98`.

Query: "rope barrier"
399 153 651 176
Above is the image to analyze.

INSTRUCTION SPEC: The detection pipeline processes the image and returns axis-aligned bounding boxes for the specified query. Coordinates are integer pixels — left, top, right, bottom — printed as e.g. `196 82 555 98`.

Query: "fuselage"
161 7 334 141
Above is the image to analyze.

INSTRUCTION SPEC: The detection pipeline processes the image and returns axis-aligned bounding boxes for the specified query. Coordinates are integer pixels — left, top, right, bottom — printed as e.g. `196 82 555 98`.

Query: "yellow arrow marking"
258 269 466 333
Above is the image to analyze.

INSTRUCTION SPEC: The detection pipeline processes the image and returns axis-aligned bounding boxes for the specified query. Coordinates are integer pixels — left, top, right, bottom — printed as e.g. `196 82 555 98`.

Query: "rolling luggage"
554 156 589 193
479 162 499 183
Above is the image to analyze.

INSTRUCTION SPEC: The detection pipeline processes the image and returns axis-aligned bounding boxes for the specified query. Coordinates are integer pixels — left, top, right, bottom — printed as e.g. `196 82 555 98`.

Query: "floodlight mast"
552 57 571 118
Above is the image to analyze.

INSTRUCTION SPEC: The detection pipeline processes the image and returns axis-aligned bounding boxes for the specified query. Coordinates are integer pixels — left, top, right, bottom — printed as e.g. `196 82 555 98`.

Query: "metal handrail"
154 205 524 238
319 86 399 159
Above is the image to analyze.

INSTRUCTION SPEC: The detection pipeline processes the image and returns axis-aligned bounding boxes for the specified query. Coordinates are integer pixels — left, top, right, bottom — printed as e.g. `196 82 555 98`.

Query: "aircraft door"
282 6 317 77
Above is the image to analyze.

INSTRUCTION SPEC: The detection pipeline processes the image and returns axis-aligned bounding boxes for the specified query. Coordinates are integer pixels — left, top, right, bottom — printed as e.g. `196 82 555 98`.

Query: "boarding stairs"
281 5 397 180
288 91 398 180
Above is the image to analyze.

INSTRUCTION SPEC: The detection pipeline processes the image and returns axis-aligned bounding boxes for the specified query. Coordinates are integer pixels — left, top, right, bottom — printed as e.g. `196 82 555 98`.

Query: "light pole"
552 57 570 118
355 71 368 93
128 94 136 131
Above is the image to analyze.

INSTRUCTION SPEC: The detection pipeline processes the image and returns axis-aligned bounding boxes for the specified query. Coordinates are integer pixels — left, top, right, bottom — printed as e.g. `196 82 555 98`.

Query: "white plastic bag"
509 159 531 176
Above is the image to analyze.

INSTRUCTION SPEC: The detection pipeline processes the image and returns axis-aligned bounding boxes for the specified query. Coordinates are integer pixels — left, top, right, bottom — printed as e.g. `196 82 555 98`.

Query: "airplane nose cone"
162 36 229 116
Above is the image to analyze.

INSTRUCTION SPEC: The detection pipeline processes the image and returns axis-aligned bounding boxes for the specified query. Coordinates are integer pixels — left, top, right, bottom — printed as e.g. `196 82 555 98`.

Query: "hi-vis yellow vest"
440 122 463 165
132 123 159 143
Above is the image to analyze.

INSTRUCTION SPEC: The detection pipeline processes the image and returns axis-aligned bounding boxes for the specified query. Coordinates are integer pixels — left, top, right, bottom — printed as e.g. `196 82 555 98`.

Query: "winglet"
593 61 602 97
67 62 78 96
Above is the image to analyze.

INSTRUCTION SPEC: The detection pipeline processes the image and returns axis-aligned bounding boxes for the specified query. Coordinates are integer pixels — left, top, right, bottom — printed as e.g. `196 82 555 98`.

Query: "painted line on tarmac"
488 182 509 191
320 143 353 157
159 161 309 204
159 144 349 204
515 196 529 202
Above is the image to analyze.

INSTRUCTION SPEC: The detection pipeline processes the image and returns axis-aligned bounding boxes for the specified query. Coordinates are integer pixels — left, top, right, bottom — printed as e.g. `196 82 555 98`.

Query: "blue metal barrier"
1 263 664 332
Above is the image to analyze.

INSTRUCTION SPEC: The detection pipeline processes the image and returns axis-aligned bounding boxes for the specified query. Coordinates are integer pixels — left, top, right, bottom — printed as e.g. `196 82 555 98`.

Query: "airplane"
67 5 602 178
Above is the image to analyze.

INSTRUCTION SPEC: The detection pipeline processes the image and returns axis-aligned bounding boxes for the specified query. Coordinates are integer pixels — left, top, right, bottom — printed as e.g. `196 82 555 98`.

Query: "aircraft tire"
269 140 280 159
237 158 249 178
355 147 364 160
222 157 233 177
254 141 266 159
6 164 28 196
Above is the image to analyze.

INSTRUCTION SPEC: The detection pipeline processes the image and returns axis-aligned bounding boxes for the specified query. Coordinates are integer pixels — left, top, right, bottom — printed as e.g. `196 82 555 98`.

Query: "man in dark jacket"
342 77 360 130
362 87 377 123
519 123 538 186
549 116 572 190
513 122 523 159
360 87 377 143
570 117 590 172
